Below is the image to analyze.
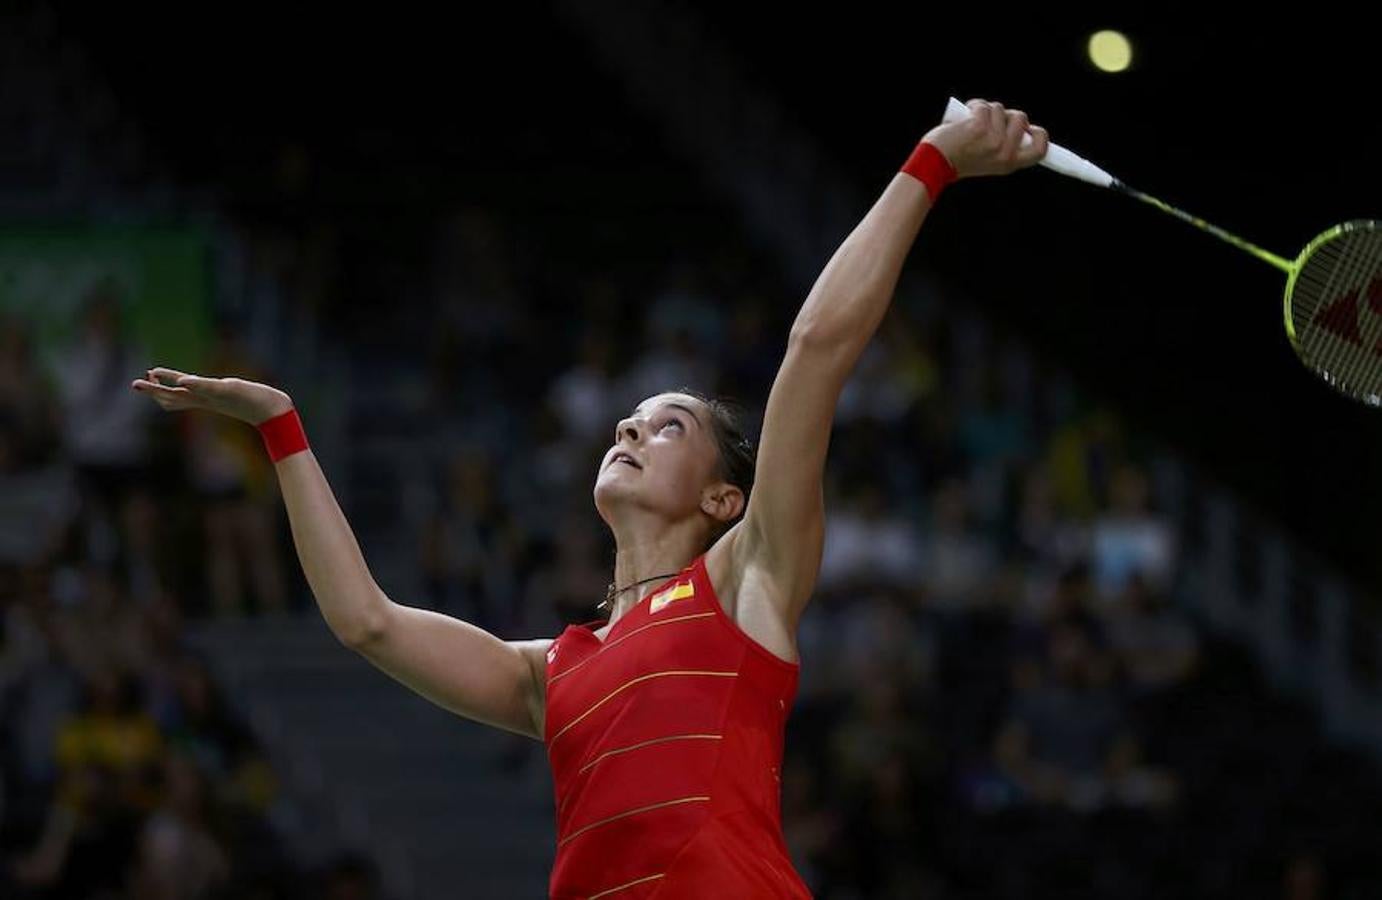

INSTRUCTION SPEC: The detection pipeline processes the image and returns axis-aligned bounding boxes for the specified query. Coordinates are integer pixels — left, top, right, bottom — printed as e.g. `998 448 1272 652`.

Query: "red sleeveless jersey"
542 552 812 899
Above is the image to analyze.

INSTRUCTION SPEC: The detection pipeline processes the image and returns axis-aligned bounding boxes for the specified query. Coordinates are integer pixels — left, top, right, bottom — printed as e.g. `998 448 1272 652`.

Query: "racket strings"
1297 240 1355 375
1299 279 1362 396
1316 234 1382 394
1334 235 1382 394
1293 228 1382 403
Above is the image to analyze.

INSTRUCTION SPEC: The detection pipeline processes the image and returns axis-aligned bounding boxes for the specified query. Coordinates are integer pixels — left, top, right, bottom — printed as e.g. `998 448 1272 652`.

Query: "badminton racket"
942 97 1382 406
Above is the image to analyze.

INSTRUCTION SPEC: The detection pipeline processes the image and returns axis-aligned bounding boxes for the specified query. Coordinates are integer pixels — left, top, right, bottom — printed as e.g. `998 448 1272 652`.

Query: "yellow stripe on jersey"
589 873 667 898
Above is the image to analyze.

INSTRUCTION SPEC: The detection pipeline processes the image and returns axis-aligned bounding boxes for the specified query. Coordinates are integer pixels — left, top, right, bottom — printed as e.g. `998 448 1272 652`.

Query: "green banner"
0 226 212 368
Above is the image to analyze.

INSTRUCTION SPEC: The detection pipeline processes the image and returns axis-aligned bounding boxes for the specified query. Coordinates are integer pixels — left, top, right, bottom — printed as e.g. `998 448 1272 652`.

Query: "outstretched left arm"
723 100 1049 627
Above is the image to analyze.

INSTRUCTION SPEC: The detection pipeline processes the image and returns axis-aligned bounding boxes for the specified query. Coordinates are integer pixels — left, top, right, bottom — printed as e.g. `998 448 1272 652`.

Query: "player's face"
593 393 720 523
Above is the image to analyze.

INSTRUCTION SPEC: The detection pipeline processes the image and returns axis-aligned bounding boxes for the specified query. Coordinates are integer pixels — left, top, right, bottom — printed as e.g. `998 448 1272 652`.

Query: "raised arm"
132 369 550 741
727 99 1050 623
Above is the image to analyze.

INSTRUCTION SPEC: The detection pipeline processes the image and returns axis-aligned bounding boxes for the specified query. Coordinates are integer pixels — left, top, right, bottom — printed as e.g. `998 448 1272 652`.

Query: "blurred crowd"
0 290 379 898
6 192 1380 898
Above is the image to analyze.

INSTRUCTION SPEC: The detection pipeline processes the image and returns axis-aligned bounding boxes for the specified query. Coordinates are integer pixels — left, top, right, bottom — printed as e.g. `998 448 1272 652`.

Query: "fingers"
147 366 221 394
989 102 1006 138
972 99 1001 141
966 99 1012 151
131 378 199 412
131 377 188 397
134 365 219 412
965 98 996 139
149 366 191 387
1003 109 1030 159
175 374 218 392
987 103 1007 152
1017 125 1050 165
133 367 178 392
964 98 1048 171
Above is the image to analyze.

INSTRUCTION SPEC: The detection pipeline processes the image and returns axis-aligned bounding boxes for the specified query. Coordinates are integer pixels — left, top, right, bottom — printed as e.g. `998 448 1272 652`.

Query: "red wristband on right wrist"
257 408 309 462
900 140 958 202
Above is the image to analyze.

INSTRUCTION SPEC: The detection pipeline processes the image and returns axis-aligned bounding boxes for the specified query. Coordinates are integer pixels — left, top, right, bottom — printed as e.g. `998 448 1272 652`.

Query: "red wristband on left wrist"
900 140 958 202
257 408 309 462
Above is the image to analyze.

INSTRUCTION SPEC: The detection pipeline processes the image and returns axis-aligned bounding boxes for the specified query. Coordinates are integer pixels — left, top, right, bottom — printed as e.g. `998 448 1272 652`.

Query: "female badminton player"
132 99 1048 899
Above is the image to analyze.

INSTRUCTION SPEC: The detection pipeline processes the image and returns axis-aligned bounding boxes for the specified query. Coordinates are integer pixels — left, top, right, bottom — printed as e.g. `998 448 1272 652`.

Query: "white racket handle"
942 97 1115 188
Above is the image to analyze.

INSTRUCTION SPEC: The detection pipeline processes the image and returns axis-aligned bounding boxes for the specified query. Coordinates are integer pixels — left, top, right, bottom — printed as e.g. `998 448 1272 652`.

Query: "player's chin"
592 474 633 507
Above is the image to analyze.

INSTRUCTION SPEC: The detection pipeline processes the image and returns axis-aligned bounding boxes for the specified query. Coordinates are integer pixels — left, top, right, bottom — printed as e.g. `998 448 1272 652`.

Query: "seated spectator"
1013 462 1088 574
818 483 923 592
10 666 159 895
993 623 1133 812
48 281 155 564
130 752 230 900
918 478 998 612
420 448 524 632
546 329 620 444
1090 463 1176 605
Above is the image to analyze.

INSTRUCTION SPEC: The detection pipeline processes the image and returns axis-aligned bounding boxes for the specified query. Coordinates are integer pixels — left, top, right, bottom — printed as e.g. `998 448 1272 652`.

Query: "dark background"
5 5 1382 898
51 2 1382 594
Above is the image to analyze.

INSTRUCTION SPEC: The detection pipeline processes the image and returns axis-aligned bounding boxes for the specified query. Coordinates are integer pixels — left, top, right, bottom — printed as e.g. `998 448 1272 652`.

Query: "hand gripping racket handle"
942 97 1116 188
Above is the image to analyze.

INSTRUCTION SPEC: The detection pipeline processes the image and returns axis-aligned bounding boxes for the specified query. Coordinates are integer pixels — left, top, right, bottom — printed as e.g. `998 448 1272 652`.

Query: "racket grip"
942 97 1115 188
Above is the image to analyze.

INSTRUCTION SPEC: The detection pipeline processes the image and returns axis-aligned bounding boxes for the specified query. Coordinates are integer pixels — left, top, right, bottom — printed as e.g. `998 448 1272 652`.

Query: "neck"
605 515 708 621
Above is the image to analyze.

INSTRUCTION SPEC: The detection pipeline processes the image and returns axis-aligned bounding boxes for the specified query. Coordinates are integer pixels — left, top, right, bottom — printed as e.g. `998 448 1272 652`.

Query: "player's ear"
700 482 744 525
